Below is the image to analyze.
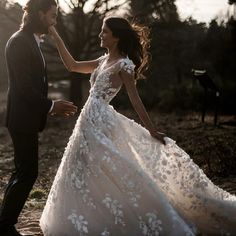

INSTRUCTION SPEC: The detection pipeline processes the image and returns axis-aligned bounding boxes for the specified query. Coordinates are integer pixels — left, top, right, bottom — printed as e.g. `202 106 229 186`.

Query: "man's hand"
50 100 77 118
149 130 166 145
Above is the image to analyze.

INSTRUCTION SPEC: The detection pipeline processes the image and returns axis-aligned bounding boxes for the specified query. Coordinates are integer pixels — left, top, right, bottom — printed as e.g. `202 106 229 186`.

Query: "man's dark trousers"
0 130 38 228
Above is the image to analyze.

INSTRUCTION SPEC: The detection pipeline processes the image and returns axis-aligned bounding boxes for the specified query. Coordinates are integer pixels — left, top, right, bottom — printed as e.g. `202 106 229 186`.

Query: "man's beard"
38 22 49 34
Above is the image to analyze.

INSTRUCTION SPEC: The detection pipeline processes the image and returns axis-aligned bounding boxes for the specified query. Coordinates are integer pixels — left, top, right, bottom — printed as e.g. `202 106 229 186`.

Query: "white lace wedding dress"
40 55 236 236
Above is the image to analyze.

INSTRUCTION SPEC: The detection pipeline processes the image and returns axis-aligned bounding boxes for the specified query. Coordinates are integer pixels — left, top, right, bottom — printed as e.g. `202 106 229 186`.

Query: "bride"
40 17 236 235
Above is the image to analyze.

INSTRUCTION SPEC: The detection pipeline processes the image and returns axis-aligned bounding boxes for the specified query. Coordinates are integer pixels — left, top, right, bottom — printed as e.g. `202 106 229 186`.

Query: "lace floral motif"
139 212 163 236
89 56 135 103
68 213 89 235
119 59 135 74
121 174 142 207
89 71 117 102
102 194 125 226
101 228 110 236
102 151 117 171
67 130 96 209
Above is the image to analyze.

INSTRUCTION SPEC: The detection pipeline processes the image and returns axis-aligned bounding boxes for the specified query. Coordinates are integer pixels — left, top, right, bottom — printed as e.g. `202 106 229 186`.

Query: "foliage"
129 0 179 23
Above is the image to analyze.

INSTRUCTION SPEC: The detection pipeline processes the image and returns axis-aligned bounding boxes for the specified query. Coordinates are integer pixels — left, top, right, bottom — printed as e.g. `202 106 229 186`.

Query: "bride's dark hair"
104 16 150 80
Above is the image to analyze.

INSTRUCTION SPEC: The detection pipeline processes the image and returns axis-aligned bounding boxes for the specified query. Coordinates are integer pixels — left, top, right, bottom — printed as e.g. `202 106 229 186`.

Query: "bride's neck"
107 47 122 61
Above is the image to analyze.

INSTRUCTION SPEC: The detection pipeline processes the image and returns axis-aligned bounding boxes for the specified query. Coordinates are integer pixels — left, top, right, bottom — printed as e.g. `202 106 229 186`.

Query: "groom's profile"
0 0 77 235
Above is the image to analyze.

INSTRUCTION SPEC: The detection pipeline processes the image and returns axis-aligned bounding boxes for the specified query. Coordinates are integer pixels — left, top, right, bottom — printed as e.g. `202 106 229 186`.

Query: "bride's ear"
114 37 119 45
112 34 119 42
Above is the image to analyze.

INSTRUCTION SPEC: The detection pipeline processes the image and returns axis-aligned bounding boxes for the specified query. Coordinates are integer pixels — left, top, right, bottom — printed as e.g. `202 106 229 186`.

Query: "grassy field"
0 109 236 235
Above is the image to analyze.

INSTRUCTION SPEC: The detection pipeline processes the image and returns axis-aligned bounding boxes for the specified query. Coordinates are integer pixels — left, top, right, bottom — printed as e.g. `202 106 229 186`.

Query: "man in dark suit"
0 0 77 235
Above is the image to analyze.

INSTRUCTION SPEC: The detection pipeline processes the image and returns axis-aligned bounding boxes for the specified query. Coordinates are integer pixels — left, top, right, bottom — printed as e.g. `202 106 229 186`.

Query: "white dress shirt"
33 34 54 113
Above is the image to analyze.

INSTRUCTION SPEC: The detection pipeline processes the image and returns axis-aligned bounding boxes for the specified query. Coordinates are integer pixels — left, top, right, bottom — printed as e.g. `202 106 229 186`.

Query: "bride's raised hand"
149 129 166 145
48 25 57 37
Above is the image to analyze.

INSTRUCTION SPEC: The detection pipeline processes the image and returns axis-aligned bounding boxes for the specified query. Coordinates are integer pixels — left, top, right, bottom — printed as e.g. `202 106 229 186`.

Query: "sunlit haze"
12 0 234 23
176 0 233 23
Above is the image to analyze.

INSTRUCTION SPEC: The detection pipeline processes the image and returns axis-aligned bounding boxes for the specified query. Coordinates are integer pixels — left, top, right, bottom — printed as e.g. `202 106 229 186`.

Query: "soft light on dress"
40 55 236 236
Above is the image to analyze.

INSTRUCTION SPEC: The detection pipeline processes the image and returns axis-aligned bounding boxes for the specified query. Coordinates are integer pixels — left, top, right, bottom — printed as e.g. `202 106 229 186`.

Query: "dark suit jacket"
5 29 52 133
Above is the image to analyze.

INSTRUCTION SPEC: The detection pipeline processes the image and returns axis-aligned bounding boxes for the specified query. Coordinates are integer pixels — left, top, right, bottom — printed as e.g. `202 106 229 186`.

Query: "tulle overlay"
40 55 236 236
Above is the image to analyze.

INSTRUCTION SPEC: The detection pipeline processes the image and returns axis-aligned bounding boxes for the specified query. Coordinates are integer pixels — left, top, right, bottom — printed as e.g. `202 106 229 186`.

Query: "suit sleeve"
5 36 52 114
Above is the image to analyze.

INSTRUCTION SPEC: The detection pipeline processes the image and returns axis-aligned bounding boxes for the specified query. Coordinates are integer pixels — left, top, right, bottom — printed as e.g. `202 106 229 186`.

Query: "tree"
129 0 179 24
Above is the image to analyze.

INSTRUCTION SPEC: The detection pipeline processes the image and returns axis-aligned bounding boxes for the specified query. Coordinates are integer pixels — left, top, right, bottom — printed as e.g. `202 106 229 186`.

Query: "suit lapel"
23 30 46 78
31 35 46 73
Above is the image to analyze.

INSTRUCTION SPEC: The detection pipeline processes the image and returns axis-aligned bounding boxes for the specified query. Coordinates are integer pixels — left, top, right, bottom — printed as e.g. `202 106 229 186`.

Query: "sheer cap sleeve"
119 58 135 75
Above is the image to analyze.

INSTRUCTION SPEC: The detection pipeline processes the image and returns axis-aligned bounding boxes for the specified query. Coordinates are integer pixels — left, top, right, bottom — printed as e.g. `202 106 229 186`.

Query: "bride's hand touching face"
48 25 61 43
48 25 57 36
39 5 58 34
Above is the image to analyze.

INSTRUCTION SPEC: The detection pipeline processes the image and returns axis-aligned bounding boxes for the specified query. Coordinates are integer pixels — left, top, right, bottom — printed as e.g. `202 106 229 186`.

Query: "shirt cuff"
48 100 54 113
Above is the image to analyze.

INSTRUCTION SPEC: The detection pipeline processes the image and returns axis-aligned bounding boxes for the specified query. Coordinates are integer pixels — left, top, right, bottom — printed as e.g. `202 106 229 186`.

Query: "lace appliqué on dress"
68 213 89 235
139 212 163 236
102 194 125 226
119 58 135 74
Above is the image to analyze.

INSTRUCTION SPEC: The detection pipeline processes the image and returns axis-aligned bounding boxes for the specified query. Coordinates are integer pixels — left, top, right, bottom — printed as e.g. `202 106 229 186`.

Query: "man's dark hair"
20 0 57 33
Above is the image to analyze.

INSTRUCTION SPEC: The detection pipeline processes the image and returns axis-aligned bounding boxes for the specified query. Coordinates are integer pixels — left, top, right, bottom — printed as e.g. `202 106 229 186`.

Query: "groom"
0 0 77 235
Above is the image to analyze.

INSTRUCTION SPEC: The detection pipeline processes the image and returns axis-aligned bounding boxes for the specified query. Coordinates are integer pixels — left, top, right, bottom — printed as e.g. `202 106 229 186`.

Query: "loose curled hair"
104 17 151 80
20 0 57 33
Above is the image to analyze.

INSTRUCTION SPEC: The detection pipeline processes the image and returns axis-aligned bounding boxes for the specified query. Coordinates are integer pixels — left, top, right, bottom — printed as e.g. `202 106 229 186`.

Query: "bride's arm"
120 70 166 144
48 26 99 74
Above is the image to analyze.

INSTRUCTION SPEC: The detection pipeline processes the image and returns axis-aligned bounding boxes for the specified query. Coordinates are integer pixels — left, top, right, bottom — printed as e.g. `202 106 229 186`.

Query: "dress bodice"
89 55 135 104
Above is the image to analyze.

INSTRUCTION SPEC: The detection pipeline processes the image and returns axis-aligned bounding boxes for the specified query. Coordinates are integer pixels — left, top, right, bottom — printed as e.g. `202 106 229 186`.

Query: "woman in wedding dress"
40 17 236 236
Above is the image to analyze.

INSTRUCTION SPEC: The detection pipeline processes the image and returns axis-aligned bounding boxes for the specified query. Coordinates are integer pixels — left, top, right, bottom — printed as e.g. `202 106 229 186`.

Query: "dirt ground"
0 110 236 235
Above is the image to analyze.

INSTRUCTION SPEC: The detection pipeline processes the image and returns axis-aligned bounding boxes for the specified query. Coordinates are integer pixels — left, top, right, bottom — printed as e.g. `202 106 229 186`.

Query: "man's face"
39 5 58 34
